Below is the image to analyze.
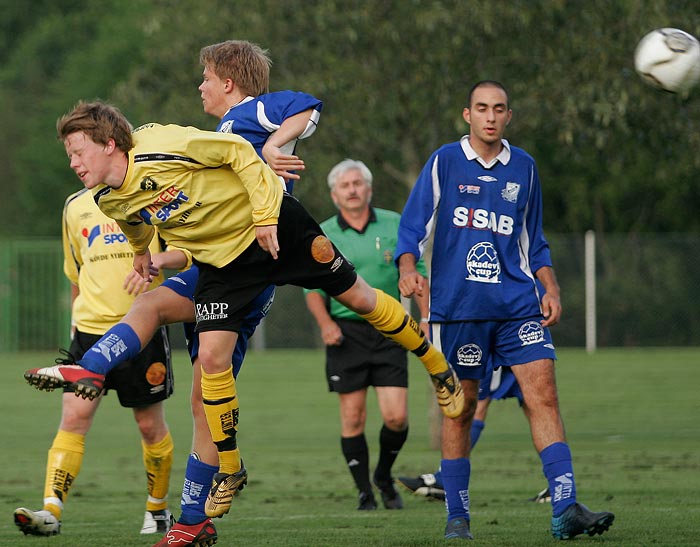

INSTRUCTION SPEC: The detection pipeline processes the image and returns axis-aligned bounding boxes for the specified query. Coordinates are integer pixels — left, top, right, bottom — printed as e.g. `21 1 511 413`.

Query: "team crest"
456 344 482 367
501 182 520 203
311 235 335 264
145 362 166 385
383 249 393 264
140 177 159 191
219 120 234 133
518 321 545 346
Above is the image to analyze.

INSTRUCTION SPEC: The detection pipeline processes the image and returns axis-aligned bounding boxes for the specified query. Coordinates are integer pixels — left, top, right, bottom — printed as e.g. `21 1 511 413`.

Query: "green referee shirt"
305 207 426 321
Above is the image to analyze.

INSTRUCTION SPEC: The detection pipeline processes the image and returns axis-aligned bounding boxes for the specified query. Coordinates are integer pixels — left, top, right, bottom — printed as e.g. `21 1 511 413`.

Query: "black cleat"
445 517 473 540
551 502 615 540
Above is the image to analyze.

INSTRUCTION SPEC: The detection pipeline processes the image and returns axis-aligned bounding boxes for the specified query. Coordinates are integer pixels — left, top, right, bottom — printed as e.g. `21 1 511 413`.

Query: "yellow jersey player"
15 188 186 536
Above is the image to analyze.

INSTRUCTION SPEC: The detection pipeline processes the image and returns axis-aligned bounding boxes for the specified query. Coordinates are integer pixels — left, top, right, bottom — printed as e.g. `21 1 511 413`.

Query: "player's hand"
540 292 562 327
262 143 305 181
123 269 151 295
133 250 156 282
256 224 280 259
321 321 344 346
398 270 426 298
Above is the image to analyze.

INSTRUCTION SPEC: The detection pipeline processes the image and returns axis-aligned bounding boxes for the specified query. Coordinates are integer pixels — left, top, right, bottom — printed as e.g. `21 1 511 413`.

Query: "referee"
305 159 428 511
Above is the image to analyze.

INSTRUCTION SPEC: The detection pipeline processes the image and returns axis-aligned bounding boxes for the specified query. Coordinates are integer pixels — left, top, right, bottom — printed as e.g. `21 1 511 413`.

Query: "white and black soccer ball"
634 28 700 96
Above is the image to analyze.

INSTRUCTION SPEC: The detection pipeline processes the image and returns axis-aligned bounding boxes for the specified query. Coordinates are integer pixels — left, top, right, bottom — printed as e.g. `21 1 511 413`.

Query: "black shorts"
194 194 357 333
326 319 408 393
66 327 173 408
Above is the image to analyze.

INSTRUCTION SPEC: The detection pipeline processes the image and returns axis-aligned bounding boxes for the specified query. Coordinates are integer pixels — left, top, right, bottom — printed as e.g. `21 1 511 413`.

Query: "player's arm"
305 290 343 346
411 279 431 339
535 266 562 327
123 248 190 296
398 253 427 298
262 109 316 181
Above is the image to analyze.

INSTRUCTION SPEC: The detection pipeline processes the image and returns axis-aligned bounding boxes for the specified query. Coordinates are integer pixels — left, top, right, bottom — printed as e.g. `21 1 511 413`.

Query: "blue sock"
540 442 577 516
77 323 141 374
470 419 485 449
441 458 470 522
434 468 443 489
179 454 218 525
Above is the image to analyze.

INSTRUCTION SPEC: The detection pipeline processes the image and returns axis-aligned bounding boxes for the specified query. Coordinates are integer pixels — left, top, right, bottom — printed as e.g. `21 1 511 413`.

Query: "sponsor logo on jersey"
458 184 481 194
139 186 192 224
330 256 345 272
518 321 545 345
452 207 514 235
195 302 229 322
456 344 482 367
501 181 520 203
466 242 501 283
478 175 498 182
82 223 128 246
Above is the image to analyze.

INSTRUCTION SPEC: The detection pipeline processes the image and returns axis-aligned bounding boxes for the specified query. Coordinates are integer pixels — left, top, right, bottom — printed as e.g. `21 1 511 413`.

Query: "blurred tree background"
2 0 699 236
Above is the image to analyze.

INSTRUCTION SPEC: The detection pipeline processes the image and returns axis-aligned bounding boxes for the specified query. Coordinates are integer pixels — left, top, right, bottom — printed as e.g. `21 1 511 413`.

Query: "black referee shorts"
67 327 173 408
326 319 408 393
195 194 358 333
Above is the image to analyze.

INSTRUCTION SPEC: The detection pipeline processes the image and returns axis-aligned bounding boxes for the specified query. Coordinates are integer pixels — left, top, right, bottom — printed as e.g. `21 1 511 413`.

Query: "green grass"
1 348 699 546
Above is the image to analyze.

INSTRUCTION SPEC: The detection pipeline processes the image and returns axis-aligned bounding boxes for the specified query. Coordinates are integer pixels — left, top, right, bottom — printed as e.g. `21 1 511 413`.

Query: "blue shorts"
478 365 523 404
162 265 275 378
432 316 557 381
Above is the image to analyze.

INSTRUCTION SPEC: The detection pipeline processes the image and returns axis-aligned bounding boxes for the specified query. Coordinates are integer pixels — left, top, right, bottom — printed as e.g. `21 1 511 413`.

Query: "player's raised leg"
333 276 464 418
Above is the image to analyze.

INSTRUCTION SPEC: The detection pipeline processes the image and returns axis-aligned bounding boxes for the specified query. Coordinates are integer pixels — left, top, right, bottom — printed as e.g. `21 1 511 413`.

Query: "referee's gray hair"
327 159 373 190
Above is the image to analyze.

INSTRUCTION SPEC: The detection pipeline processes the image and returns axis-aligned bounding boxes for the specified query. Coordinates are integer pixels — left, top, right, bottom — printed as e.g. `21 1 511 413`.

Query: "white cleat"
14 507 61 536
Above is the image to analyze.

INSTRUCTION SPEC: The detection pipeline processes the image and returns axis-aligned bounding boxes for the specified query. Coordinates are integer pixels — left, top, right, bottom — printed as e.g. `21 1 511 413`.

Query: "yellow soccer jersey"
63 188 166 334
94 123 284 268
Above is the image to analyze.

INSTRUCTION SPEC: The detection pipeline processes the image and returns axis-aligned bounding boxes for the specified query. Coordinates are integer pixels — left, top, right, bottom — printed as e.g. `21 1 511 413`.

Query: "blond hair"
199 40 272 97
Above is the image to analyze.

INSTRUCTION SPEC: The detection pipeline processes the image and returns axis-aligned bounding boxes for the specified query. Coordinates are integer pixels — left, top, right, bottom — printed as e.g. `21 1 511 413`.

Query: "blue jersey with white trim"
217 90 322 192
396 136 552 322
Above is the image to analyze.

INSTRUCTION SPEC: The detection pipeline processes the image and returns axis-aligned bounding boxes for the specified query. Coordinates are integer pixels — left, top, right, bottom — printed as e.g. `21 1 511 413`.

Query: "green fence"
2 234 699 351
0 239 71 351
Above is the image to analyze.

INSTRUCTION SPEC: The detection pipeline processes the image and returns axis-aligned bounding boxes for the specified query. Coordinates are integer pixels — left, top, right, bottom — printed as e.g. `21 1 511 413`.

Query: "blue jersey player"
395 81 614 541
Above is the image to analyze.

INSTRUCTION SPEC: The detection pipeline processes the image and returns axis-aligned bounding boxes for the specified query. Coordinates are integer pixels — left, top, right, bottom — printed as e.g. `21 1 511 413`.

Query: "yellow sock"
360 288 449 376
142 432 174 512
201 365 241 475
43 430 85 520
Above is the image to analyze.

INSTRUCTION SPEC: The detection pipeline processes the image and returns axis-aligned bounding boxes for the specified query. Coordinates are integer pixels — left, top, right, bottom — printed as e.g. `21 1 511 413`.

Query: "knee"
384 413 408 431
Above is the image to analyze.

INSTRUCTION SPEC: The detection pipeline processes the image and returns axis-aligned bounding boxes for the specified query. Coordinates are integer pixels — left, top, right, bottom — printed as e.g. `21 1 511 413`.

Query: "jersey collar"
460 135 511 168
337 206 377 234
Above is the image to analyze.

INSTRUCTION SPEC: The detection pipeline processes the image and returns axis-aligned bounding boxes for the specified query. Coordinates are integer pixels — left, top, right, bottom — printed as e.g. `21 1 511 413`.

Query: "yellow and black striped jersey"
62 188 166 334
94 123 284 268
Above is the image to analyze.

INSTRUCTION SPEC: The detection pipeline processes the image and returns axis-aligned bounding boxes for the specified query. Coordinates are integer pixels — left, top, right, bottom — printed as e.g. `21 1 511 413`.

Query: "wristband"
420 318 429 323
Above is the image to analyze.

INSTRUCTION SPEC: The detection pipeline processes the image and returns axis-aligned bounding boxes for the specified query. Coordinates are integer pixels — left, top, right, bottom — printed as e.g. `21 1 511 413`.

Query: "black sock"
374 425 408 483
341 434 372 493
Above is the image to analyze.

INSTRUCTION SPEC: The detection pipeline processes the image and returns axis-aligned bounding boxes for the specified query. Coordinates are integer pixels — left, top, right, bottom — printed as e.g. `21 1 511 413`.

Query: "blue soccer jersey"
396 136 552 322
217 90 322 192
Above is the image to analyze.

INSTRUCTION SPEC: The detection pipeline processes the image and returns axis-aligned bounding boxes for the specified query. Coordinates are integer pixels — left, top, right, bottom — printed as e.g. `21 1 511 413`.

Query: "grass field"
1 347 699 546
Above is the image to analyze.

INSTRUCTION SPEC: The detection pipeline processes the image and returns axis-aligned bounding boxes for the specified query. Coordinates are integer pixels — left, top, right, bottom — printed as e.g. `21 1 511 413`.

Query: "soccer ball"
634 28 700 95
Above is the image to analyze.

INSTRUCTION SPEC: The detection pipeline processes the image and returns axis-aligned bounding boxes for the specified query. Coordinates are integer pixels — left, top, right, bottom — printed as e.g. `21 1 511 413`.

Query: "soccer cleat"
551 502 615 540
444 517 473 540
14 507 61 536
204 466 247 518
357 491 377 510
24 363 105 400
150 518 217 547
373 478 403 509
430 366 465 418
396 474 446 501
528 486 552 504
141 509 175 534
